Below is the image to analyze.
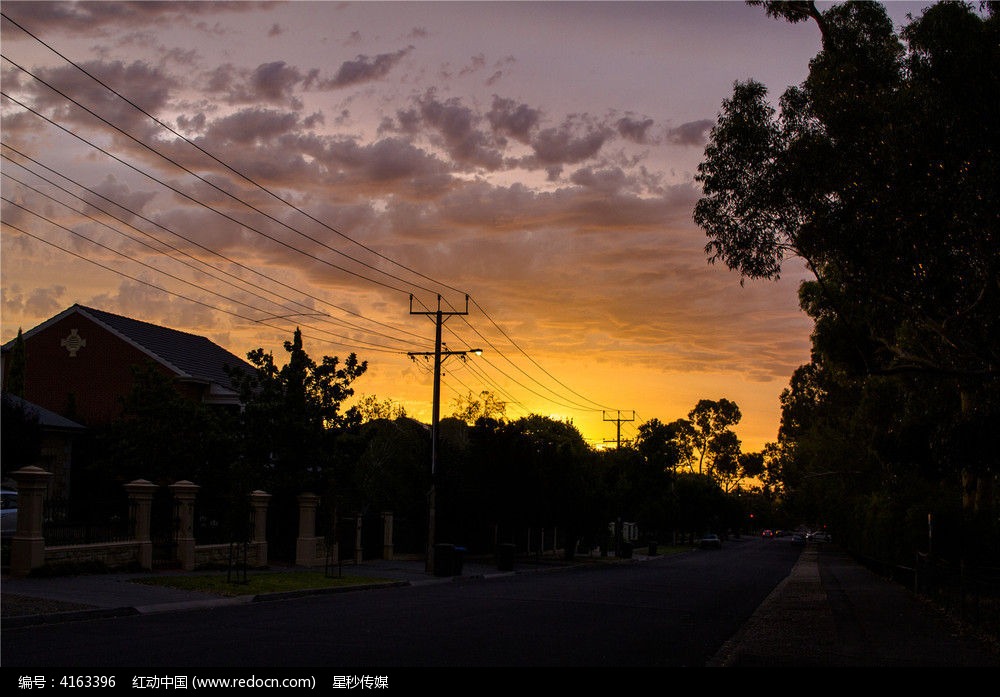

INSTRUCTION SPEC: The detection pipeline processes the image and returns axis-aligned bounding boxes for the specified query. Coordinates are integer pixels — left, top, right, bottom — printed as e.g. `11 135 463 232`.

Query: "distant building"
0 304 256 428
1 393 84 499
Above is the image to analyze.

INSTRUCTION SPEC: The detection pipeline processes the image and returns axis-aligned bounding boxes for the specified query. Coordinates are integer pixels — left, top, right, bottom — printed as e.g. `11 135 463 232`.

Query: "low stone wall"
296 537 334 568
44 541 142 570
8 467 396 576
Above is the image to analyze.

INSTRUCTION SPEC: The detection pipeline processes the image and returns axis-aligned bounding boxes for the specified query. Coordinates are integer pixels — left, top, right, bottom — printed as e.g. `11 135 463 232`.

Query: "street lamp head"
471 348 483 356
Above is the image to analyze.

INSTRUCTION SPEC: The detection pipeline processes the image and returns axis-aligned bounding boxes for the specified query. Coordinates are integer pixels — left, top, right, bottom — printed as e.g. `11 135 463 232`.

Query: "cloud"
568 166 633 195
0 1 272 35
90 175 159 220
6 59 176 137
616 116 656 144
203 50 412 108
27 285 67 317
665 119 714 146
1 284 67 321
250 61 304 102
323 46 415 89
415 92 503 170
205 61 308 107
487 96 542 144
525 121 612 167
201 108 303 145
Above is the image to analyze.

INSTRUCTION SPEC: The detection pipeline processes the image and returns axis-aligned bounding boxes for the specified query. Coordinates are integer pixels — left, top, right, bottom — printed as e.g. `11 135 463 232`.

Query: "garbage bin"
434 543 455 577
453 546 466 575
648 540 658 556
497 543 515 572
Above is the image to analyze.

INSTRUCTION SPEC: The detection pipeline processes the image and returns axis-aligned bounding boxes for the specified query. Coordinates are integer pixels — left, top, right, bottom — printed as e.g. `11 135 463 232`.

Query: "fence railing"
43 498 133 546
915 552 1000 640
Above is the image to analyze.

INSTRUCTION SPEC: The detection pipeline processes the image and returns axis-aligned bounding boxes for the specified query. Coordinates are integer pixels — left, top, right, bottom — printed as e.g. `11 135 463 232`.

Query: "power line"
0 147 431 348
0 200 416 354
468 296 617 411
2 86 624 422
0 54 450 300
0 16 635 424
0 84 424 299
0 10 469 301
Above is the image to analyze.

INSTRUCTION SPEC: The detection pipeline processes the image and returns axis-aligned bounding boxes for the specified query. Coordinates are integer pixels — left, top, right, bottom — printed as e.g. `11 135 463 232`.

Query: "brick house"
0 304 256 428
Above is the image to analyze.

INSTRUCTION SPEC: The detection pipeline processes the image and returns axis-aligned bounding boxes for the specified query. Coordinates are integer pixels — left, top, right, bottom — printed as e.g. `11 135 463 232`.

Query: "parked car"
762 529 773 538
1 489 17 539
698 533 722 550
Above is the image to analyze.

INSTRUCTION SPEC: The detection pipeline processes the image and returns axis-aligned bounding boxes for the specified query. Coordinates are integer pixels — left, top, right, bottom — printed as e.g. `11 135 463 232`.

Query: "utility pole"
603 410 635 449
409 294 481 573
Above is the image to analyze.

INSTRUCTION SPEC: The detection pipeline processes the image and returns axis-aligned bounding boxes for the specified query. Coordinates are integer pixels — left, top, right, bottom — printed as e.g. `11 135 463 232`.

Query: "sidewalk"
709 542 1000 667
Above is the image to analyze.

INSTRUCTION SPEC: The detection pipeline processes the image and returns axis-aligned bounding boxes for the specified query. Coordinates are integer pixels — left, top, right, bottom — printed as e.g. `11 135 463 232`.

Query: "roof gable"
6 305 256 394
78 306 256 392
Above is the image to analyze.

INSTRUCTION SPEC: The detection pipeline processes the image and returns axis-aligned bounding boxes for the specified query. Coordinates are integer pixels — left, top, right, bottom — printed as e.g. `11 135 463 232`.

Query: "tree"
674 472 728 540
1 392 41 468
355 394 407 422
5 329 26 397
695 2 998 382
227 328 368 494
451 389 507 425
695 1 999 564
492 415 600 551
634 418 686 473
355 415 430 551
710 430 743 493
738 451 766 483
685 398 742 475
103 362 234 484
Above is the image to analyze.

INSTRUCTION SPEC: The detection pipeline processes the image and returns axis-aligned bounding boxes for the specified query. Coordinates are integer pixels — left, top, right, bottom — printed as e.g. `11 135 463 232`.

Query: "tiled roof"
2 393 85 431
75 305 255 392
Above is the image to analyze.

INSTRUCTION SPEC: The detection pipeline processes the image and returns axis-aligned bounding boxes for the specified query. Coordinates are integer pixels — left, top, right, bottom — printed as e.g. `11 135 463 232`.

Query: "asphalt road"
5 537 998 680
2 537 798 669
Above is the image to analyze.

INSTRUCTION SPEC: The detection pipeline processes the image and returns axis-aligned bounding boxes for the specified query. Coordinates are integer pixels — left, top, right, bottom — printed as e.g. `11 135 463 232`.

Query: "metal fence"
42 497 133 546
915 552 1000 641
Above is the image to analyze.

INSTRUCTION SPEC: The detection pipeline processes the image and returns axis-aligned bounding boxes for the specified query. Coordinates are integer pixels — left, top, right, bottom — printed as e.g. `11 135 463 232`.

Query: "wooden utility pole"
603 410 635 449
409 294 480 573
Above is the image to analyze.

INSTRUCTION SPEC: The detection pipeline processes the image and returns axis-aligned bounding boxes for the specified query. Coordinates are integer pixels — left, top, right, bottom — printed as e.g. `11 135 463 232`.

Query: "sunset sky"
0 1 929 451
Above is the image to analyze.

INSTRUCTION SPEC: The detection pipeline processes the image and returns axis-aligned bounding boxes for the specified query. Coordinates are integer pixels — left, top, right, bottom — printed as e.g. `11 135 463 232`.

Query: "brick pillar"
169 480 199 571
124 479 157 570
250 490 270 567
9 466 52 576
382 511 394 561
296 493 320 567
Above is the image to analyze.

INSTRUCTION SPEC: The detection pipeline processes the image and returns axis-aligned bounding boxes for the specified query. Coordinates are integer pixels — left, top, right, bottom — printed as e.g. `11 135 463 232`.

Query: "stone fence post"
250 490 270 567
296 493 321 567
9 466 52 576
353 514 363 564
124 479 157 570
169 480 199 571
382 511 394 561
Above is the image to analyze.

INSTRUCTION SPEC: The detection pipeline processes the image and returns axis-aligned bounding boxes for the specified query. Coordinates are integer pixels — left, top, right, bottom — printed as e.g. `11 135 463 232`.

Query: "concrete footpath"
3 543 999 667
710 542 1000 667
